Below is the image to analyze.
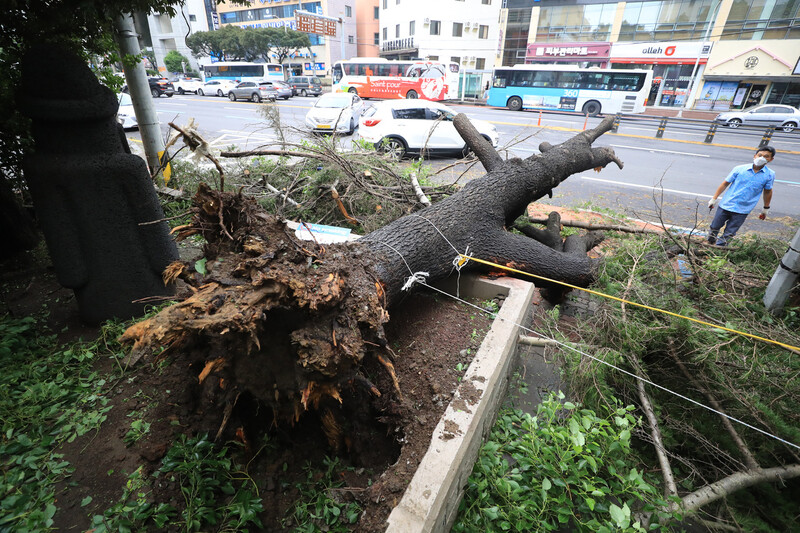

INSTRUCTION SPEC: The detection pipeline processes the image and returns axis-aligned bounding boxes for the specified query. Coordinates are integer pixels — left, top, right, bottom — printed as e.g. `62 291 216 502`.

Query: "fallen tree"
120 116 622 447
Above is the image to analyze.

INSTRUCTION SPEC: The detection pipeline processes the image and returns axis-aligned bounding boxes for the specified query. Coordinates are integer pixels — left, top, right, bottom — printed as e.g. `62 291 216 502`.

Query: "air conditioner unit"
464 22 471 28
467 56 475 62
424 18 430 24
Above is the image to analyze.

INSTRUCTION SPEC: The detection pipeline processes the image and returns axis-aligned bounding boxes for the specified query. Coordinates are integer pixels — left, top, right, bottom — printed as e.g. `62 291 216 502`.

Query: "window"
382 27 387 40
479 24 489 38
396 24 400 37
428 55 439 61
482 0 491 3
430 20 441 35
393 108 427 119
383 0 387 8
409 20 415 35
476 58 485 69
189 14 197 21
345 5 352 17
374 6 379 18
452 22 463 37
374 32 380 44
348 35 354 43
451 56 461 64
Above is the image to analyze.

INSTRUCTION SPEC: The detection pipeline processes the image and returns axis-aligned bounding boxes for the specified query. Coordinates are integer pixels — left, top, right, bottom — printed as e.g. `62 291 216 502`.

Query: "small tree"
164 50 190 73
266 28 312 65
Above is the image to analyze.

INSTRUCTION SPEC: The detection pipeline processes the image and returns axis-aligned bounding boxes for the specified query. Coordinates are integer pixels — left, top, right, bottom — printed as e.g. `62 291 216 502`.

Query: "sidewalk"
642 106 719 120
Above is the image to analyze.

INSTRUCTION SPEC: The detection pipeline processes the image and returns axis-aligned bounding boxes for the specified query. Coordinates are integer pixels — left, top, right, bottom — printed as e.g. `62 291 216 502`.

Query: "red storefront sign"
526 42 611 62
296 13 337 36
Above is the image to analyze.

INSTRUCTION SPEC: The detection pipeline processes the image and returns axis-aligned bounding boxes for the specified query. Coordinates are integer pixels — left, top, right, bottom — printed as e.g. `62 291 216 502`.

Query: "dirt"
2 242 494 533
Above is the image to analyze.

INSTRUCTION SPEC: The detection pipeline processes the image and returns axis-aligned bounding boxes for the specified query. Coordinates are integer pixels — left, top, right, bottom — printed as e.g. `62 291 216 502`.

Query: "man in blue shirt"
707 146 775 246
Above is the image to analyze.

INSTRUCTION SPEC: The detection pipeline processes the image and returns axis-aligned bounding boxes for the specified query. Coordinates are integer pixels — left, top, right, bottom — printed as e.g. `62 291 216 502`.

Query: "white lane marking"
224 115 257 120
610 144 710 157
157 102 188 106
580 176 712 198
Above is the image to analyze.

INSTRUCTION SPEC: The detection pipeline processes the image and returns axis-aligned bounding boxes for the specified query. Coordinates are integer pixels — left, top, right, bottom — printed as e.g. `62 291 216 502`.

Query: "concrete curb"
385 274 535 533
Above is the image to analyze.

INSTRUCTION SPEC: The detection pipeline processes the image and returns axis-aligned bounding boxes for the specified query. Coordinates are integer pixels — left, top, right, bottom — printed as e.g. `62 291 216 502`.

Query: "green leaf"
81 496 93 507
584 497 595 511
195 258 208 275
541 478 551 491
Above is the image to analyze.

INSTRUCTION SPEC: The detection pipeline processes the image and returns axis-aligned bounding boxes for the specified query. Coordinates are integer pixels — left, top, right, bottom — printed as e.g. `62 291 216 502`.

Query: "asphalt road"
131 93 800 240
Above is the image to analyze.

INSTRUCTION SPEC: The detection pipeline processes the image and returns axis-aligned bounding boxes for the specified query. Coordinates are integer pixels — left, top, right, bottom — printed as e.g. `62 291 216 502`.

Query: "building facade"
215 0 360 77
355 0 380 57
137 0 211 74
494 0 800 110
377 0 502 73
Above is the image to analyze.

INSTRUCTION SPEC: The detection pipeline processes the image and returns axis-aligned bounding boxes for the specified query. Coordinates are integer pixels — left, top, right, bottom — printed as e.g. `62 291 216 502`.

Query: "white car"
305 92 365 134
358 100 499 159
116 92 137 130
197 79 238 97
171 76 204 95
714 104 800 132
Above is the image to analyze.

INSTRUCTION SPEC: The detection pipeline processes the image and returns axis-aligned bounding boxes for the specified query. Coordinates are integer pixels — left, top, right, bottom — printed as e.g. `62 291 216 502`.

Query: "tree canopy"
187 26 312 64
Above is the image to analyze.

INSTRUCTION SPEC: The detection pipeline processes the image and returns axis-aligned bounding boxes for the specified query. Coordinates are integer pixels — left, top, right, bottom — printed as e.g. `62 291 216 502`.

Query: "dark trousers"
708 208 748 246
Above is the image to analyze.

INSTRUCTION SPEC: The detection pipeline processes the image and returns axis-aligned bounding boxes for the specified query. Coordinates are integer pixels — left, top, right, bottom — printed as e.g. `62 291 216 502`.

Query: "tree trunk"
120 116 623 445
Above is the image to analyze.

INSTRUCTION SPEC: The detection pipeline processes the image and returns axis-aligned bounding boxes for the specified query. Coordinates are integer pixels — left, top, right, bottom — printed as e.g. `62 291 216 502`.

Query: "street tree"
164 50 191 73
266 28 313 65
186 25 247 62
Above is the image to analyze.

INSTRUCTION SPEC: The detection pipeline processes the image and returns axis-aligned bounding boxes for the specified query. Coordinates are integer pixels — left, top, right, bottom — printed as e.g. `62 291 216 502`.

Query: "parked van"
287 76 322 97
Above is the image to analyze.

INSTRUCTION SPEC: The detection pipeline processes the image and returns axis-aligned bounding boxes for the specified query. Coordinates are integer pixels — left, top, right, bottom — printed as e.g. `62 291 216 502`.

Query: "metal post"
656 118 668 138
114 13 165 175
704 123 718 143
760 126 775 148
764 228 800 314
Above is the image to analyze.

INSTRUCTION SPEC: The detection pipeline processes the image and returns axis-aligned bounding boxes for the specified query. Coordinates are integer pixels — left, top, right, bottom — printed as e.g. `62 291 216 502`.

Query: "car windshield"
315 95 351 108
119 93 132 106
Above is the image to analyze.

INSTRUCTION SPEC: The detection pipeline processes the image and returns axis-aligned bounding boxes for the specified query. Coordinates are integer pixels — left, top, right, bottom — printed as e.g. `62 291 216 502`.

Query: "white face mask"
754 156 768 167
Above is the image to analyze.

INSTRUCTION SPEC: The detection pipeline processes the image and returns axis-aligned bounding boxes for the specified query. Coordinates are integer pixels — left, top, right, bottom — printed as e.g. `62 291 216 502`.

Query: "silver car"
258 80 293 100
714 104 800 132
228 81 278 103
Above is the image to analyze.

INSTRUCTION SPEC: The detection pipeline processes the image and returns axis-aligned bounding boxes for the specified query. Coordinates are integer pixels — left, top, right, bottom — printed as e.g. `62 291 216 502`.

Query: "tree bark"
120 116 623 443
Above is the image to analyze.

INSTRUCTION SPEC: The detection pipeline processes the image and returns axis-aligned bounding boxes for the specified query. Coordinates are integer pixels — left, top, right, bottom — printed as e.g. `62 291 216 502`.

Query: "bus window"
332 64 343 83
421 64 446 78
580 72 611 90
492 71 508 88
611 73 644 91
557 72 581 89
531 71 555 87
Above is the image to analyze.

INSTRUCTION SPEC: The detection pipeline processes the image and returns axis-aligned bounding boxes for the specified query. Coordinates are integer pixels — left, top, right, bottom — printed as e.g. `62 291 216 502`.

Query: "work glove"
708 198 718 210
758 207 769 220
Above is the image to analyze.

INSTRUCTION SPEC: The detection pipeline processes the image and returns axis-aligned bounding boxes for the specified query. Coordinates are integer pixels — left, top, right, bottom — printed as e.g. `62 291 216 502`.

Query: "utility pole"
114 13 166 175
763 228 800 314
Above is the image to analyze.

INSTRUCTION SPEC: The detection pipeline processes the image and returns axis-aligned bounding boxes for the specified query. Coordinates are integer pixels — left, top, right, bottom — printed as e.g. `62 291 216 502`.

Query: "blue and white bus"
487 65 652 116
202 62 285 82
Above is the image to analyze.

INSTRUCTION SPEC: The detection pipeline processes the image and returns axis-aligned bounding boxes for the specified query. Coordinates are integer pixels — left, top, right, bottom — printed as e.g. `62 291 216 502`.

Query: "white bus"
201 62 285 83
332 58 460 101
487 65 652 115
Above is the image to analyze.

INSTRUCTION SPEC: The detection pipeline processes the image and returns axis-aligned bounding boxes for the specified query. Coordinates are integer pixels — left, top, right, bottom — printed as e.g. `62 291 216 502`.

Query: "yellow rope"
461 255 800 353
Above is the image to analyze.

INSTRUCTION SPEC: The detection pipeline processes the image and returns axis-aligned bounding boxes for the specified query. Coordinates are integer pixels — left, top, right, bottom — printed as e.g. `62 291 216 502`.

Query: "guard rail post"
656 118 668 138
704 123 718 144
759 126 775 148
611 113 621 133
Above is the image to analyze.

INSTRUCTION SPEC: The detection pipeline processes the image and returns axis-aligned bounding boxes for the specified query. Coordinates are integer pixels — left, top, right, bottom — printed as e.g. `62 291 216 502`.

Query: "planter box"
386 274 535 533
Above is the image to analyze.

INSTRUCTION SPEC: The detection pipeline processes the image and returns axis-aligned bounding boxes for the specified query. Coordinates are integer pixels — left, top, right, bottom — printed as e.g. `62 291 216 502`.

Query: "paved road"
130 94 800 240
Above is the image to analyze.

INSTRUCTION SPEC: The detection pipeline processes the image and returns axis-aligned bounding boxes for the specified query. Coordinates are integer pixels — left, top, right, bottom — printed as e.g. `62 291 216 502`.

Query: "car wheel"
197 89 204 96
217 89 224 97
582 100 601 116
727 118 742 128
348 118 355 135
348 87 358 95
781 122 797 133
252 93 262 103
283 96 290 100
300 89 308 97
406 90 418 99
166 93 173 97
507 96 522 112
380 138 406 160
151 88 160 98
178 88 185 95
229 92 237 101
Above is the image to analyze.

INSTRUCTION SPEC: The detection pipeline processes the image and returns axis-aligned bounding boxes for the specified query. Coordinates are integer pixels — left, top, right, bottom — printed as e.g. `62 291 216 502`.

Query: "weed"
283 457 361 532
123 419 151 446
